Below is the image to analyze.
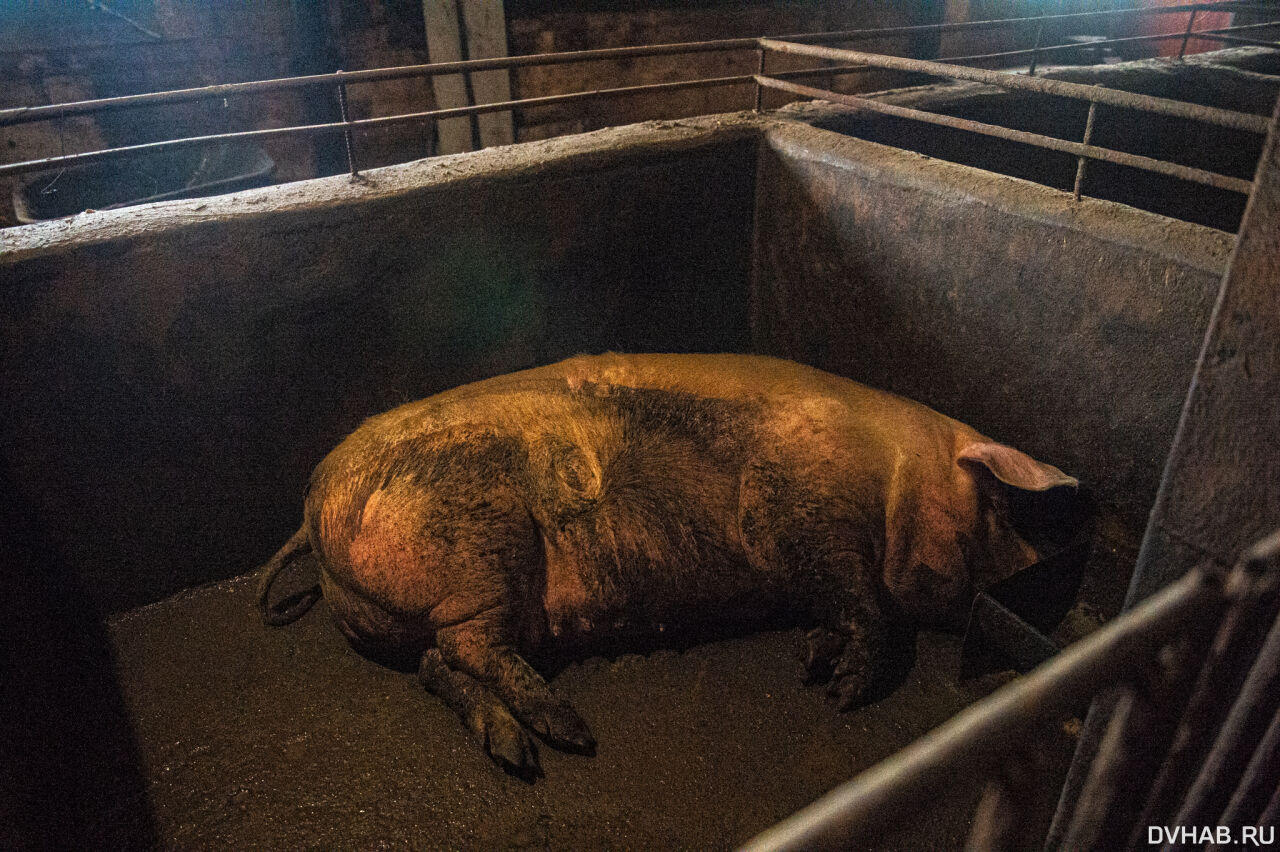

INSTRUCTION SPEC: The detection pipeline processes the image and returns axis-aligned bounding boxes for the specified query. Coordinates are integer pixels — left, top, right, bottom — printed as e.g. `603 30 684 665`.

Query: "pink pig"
259 353 1078 775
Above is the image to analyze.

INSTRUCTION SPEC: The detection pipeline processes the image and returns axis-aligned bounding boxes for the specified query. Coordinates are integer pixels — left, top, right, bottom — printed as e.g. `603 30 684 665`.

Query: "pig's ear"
957 442 1078 493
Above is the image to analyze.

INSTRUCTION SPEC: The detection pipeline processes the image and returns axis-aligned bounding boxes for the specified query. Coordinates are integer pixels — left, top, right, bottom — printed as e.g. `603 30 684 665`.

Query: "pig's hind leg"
435 617 596 756
418 648 541 776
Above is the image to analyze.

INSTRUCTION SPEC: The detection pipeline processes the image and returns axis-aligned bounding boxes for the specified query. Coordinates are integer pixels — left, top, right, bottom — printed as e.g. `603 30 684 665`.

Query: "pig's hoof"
482 715 541 778
802 627 845 685
827 651 872 711
829 673 872 711
533 703 597 755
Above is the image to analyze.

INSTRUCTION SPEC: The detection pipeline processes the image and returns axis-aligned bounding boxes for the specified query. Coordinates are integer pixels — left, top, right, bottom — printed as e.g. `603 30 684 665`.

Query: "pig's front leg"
437 619 596 755
740 465 892 710
418 648 541 776
803 571 891 710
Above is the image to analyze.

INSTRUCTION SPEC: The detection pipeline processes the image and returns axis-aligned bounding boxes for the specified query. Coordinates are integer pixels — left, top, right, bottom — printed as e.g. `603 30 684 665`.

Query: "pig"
258 353 1078 776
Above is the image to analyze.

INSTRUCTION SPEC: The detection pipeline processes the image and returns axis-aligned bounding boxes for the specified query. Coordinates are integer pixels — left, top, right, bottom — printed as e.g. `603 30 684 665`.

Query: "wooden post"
422 0 474 154
422 0 513 154
461 0 514 148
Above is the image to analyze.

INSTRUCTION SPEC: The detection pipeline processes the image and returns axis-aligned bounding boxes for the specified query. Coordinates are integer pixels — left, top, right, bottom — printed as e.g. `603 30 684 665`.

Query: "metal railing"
754 36 1273 199
742 529 1280 851
1 1 1277 187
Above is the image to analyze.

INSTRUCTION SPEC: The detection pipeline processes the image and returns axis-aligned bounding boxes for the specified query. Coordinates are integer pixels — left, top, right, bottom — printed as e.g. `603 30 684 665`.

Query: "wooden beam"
422 0 475 153
460 0 514 147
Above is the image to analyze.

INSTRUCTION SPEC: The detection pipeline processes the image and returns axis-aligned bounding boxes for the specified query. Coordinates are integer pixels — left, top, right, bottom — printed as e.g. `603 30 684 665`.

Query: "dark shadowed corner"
0 456 157 849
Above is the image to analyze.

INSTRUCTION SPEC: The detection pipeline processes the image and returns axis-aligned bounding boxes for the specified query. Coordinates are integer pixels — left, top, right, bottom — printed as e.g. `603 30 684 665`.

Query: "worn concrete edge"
760 118 1235 277
0 112 766 263
106 571 257 630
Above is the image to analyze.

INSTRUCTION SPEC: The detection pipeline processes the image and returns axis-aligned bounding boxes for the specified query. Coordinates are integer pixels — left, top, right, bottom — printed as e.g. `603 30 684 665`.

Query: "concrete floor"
104 574 1083 850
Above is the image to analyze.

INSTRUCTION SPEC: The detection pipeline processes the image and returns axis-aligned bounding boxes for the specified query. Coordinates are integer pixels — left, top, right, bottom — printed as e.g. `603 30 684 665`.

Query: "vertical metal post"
1168 588 1280 838
755 47 766 112
1054 87 1280 842
1215 707 1280 838
965 753 1040 852
335 71 360 178
966 775 1021 852
1073 101 1097 201
1028 21 1045 76
1179 9 1199 59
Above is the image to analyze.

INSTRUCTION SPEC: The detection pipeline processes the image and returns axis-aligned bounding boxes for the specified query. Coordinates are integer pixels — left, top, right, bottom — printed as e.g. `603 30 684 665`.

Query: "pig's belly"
537 509 787 650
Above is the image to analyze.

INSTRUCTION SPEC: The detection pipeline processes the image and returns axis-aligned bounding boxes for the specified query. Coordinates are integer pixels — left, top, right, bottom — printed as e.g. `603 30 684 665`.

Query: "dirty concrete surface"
107 573 1078 849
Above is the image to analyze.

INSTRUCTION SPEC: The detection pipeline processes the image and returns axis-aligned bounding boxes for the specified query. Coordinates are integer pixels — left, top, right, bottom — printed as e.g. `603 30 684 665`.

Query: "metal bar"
0 1 1269 128
336 75 359 177
1167 589 1280 840
1060 91 1280 848
754 75 1256 194
1060 687 1146 851
1213 706 1280 838
966 751 1043 852
785 1 1273 49
0 41 757 129
1028 22 1046 76
759 39 1273 134
935 21 1280 67
966 774 1023 852
0 74 756 180
86 0 163 40
1074 102 1098 201
1132 538 1280 839
1193 31 1280 47
1181 9 1201 59
1061 616 1219 852
755 48 766 113
1258 785 1280 837
0 65 886 182
740 569 1219 852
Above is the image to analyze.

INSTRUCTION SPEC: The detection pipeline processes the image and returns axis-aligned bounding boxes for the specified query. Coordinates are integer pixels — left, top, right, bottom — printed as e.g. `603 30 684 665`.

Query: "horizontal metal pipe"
0 74 763 180
740 569 1219 852
0 1 1266 128
936 20 1280 66
0 65 858 182
1194 31 1280 47
5 19 1270 181
759 38 1273 134
755 76 1256 194
0 42 751 129
775 1 1271 49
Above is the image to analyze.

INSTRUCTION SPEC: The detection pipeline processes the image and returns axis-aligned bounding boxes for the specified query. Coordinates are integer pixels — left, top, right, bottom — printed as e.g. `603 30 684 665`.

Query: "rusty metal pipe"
1166 602 1280 841
0 64 892 181
754 76 1256 194
0 1 1267 128
1074 102 1099 201
1192 31 1280 48
935 21 1280 67
1130 534 1280 838
758 39 1273 134
740 569 1219 852
1211 707 1280 844
0 74 759 180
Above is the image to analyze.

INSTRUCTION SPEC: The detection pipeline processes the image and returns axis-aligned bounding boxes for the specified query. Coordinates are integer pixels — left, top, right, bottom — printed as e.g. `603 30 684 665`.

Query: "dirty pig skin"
258 353 1078 775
